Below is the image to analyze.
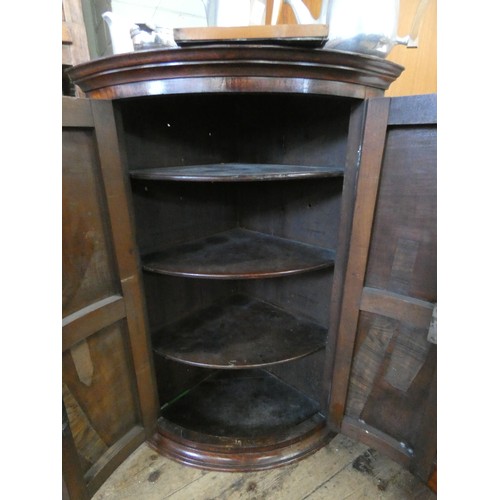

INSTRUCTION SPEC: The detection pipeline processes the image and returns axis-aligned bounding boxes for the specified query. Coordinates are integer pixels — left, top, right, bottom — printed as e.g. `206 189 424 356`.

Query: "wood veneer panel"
62 128 120 318
62 322 139 474
363 126 437 302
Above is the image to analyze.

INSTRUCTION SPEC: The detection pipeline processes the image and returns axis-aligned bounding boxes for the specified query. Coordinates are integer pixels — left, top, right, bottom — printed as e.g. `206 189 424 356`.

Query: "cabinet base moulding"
149 420 335 472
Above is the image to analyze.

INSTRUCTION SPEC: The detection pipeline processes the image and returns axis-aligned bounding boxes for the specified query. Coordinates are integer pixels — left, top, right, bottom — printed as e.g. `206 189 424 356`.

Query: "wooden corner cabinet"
63 46 436 498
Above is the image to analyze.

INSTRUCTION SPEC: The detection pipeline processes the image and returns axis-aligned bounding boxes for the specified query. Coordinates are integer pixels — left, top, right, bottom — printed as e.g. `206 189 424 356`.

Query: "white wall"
82 0 207 59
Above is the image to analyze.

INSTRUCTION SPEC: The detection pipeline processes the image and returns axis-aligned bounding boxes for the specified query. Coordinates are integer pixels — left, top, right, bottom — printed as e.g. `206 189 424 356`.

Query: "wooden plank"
63 323 139 455
343 314 397 419
328 97 391 428
62 21 73 44
62 295 126 351
359 287 434 328
91 99 159 436
63 401 90 500
173 24 329 47
351 332 436 466
91 434 435 499
308 446 435 499
322 100 368 410
341 416 413 467
411 364 437 482
62 0 90 64
363 125 436 300
62 96 93 128
154 434 366 500
86 426 146 497
388 94 437 125
62 382 108 472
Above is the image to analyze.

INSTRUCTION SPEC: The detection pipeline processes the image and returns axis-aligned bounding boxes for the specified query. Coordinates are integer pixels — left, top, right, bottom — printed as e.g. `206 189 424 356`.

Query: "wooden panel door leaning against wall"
62 96 158 499
328 94 437 483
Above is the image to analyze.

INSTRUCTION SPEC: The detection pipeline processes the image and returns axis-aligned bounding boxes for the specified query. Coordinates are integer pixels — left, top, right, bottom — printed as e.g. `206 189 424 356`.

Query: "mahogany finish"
142 228 336 279
329 94 437 482
152 370 333 471
65 47 435 485
130 163 344 182
67 45 404 100
152 415 333 472
153 294 327 368
62 97 158 498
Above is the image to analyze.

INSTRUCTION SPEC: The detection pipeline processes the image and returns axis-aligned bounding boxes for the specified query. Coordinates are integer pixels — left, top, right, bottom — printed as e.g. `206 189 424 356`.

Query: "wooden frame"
328 93 437 479
62 97 158 498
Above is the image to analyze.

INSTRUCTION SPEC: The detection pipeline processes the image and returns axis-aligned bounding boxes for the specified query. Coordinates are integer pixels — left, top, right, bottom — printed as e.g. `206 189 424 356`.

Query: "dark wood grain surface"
154 294 327 368
130 163 344 182
63 97 158 497
162 369 320 438
67 45 404 100
329 94 437 482
142 228 336 279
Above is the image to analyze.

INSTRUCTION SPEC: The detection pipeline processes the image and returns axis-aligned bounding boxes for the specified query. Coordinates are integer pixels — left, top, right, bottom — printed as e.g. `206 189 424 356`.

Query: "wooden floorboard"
92 434 436 499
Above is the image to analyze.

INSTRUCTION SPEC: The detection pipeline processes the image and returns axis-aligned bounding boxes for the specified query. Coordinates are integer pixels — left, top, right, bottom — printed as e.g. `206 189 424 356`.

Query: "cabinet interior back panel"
131 180 238 255
237 178 343 250
241 269 334 328
144 274 238 336
118 94 351 167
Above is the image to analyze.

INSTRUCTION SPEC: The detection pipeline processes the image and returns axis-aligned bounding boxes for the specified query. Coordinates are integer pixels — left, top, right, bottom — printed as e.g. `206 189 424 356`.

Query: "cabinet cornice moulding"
67 45 404 99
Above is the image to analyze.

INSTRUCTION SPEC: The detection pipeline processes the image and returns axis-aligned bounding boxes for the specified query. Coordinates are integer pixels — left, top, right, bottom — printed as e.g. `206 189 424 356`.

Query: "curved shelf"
130 163 344 182
153 294 327 369
151 369 335 471
142 228 335 279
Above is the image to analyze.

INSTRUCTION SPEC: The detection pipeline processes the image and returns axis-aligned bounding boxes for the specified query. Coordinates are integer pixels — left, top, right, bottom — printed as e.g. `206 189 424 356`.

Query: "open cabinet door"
62 97 158 499
329 94 437 483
